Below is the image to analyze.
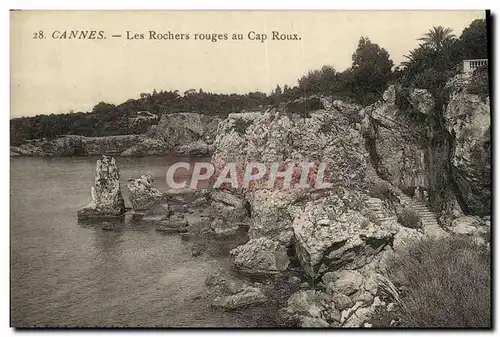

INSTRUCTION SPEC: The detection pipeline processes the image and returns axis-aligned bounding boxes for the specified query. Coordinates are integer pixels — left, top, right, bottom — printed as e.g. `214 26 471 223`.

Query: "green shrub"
385 236 491 327
397 208 422 229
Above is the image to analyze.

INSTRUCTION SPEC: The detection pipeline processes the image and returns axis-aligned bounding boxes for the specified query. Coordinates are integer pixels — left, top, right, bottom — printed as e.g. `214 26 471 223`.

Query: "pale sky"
11 10 485 117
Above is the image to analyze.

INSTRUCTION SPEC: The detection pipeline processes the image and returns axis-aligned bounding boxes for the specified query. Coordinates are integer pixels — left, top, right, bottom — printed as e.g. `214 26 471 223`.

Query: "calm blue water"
10 156 242 327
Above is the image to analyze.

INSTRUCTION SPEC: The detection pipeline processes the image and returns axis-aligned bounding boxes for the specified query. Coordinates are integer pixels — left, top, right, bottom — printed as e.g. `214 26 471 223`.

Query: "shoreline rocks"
127 175 168 211
230 238 290 275
292 190 397 279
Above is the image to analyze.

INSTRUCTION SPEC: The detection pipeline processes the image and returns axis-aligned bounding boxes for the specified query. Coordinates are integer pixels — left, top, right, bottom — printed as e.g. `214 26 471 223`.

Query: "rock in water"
101 221 115 231
127 175 167 211
230 237 290 274
212 286 268 310
77 156 126 219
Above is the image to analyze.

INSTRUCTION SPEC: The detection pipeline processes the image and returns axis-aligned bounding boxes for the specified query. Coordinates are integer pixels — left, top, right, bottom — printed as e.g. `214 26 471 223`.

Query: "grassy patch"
385 236 491 327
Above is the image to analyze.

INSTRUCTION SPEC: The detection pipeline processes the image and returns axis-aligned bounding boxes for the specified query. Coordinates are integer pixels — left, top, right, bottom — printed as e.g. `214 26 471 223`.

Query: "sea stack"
77 155 126 219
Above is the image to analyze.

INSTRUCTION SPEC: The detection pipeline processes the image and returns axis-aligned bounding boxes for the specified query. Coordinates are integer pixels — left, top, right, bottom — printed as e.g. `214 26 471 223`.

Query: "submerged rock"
212 286 268 310
205 270 246 295
127 175 167 211
77 156 126 219
155 214 188 233
230 238 290 274
101 221 115 231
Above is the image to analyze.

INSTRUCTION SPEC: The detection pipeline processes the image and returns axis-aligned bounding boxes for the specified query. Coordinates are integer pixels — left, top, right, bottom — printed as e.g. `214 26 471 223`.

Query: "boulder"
127 175 167 211
331 293 354 311
210 218 240 237
120 137 167 156
323 270 364 296
292 190 397 278
247 189 299 245
230 238 290 274
77 156 126 219
209 191 248 224
382 85 396 104
280 290 338 327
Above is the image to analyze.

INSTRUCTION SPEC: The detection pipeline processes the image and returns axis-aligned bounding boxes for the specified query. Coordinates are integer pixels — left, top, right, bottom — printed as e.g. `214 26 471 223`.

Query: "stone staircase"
364 197 398 227
395 191 447 238
364 163 447 238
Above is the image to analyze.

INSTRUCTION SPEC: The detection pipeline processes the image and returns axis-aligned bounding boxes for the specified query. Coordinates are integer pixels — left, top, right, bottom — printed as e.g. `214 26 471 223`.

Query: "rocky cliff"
199 73 490 327
360 72 490 221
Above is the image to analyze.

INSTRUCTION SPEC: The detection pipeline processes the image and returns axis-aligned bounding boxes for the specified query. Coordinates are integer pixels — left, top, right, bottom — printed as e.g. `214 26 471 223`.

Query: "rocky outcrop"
10 135 141 156
292 189 397 278
77 156 126 219
121 113 222 156
175 140 214 156
12 113 222 157
212 105 367 189
448 215 490 244
230 238 290 274
444 73 491 215
126 175 167 211
281 259 389 327
246 189 301 246
362 85 429 193
209 191 249 224
280 290 336 327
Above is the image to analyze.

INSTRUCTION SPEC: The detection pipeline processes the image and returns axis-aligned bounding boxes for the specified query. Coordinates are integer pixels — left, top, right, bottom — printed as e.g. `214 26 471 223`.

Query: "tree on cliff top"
350 37 394 105
418 26 456 52
92 101 116 115
459 19 488 59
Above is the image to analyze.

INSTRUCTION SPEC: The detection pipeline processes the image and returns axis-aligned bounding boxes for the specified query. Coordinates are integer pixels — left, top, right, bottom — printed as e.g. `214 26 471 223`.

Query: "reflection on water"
10 156 240 327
